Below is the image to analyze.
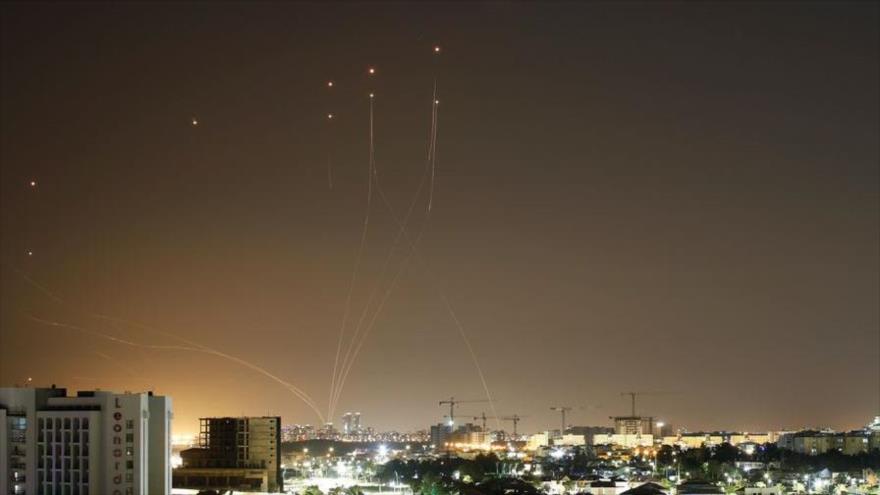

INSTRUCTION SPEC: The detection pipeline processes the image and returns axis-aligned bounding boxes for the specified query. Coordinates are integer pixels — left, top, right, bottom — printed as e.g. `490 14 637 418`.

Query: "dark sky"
1 2 878 436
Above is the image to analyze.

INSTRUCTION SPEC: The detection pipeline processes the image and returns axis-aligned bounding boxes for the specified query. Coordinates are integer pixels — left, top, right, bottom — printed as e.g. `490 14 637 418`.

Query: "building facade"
565 426 614 445
174 416 282 493
0 386 172 495
613 416 655 436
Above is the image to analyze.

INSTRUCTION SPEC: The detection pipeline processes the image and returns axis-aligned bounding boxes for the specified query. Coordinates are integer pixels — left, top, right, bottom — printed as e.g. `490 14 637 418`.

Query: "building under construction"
174 416 282 493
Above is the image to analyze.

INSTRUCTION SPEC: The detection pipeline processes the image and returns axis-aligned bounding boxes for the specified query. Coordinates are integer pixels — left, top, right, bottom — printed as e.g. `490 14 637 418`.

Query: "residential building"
0 386 172 495
593 433 653 448
662 433 724 449
565 426 614 445
554 434 585 446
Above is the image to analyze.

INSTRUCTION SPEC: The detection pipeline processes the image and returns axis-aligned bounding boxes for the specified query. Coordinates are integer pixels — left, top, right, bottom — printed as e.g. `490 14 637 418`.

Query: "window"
126 420 134 430
126 460 134 469
126 433 134 443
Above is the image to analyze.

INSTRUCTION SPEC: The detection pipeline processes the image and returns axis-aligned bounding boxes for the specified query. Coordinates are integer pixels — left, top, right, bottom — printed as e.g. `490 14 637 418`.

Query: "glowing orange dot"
327 81 334 87
434 46 441 53
368 67 376 75
327 113 334 119
369 93 374 98
29 180 36 187
27 250 33 256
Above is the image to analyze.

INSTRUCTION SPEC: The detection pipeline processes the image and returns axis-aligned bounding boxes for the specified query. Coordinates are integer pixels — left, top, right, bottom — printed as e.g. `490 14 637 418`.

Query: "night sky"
1 2 878 436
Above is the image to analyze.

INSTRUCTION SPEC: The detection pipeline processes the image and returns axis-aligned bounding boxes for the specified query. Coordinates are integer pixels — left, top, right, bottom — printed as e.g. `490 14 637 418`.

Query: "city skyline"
1 2 878 436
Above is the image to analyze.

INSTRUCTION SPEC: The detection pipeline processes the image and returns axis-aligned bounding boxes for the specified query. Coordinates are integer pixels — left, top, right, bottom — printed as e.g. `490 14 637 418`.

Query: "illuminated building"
526 432 550 450
593 433 654 448
725 432 776 446
0 386 172 495
776 426 879 456
173 416 281 492
565 425 614 445
341 412 362 437
553 434 585 446
281 424 315 442
661 433 724 449
613 416 655 436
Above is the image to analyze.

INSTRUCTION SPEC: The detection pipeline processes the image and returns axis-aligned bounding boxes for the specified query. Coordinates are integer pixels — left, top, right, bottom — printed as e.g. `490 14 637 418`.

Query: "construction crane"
621 392 640 416
619 391 667 416
473 412 490 431
472 413 525 436
439 397 488 426
504 414 523 437
550 406 572 433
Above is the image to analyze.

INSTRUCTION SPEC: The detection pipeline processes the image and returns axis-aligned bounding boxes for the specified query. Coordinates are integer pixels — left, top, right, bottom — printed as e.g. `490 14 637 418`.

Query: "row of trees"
656 443 880 475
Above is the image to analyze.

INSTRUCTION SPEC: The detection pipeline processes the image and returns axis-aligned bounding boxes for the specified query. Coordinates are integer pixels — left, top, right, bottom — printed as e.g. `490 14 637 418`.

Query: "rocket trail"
331 75 443 413
5 264 326 422
27 314 327 422
327 93 376 421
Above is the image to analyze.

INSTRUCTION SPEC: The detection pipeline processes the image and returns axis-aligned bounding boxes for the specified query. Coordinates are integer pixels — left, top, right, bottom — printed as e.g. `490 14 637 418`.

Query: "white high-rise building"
342 412 352 435
0 386 172 495
341 412 362 436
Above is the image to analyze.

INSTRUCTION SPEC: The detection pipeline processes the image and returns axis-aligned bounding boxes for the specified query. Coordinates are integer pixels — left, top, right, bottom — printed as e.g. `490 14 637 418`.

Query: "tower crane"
550 406 572 433
471 413 524 436
439 397 489 426
619 391 667 416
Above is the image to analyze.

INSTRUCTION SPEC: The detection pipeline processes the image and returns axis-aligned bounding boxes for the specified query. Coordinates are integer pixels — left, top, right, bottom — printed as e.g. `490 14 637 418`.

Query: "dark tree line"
656 443 880 475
